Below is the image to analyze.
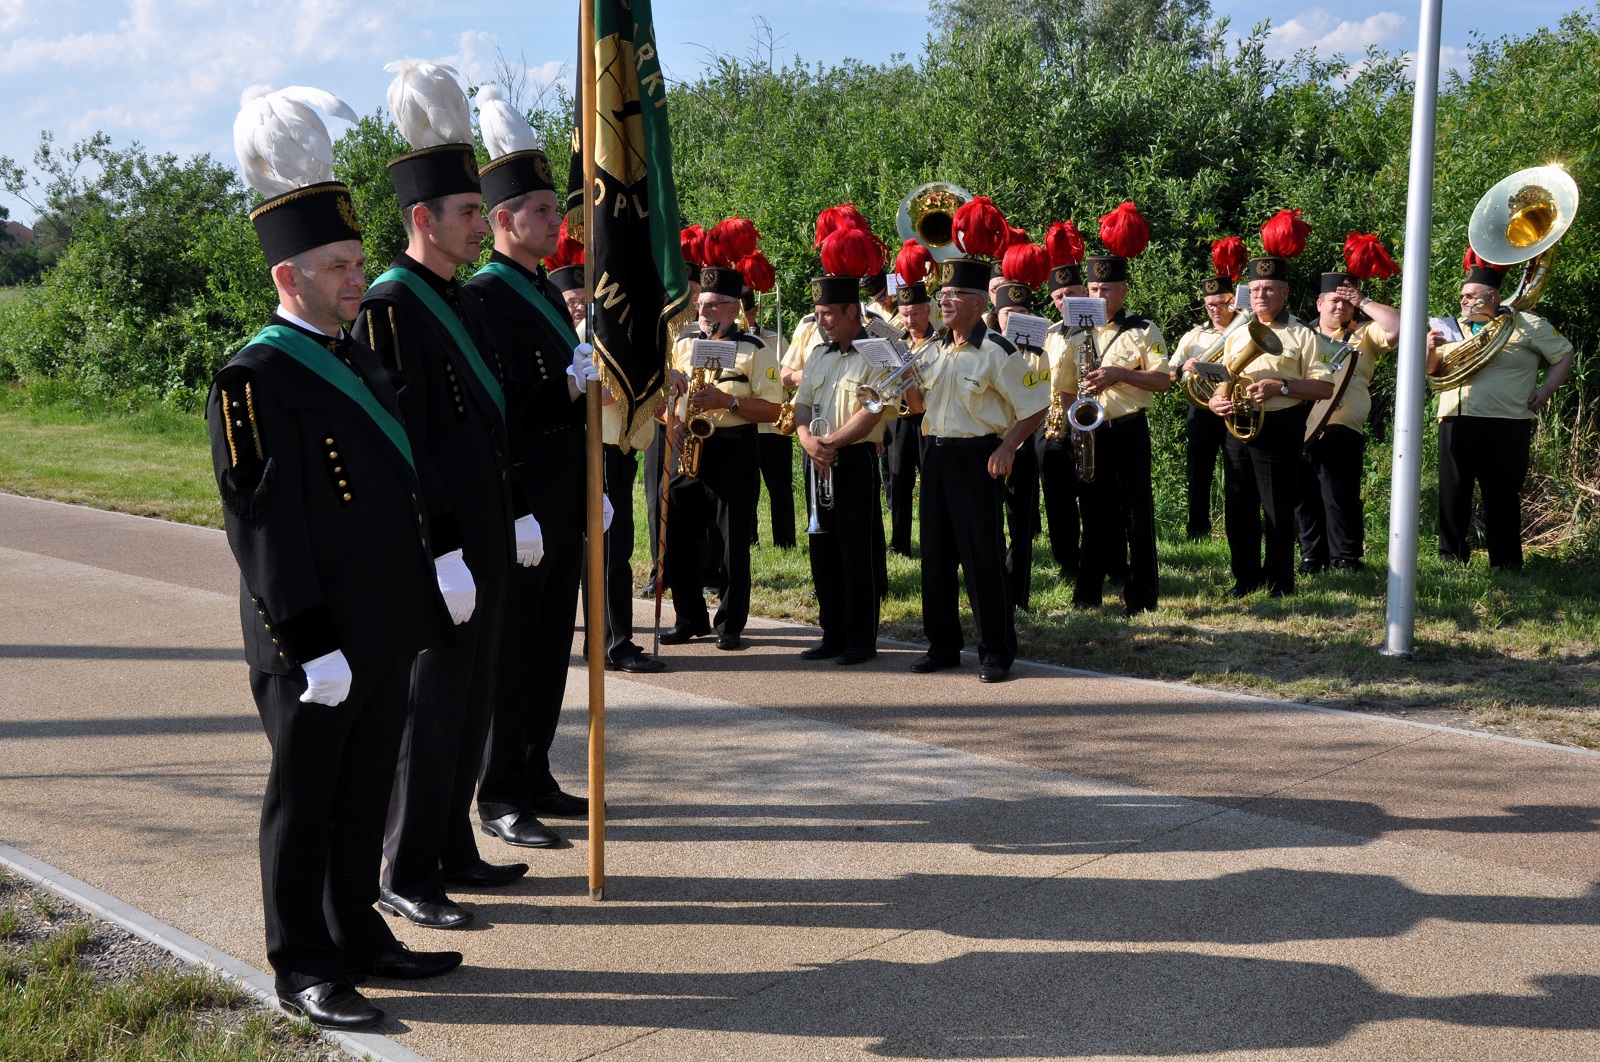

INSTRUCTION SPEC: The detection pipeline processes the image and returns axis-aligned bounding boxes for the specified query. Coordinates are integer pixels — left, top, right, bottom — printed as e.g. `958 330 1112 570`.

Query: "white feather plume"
233 86 359 198
384 59 473 149
474 83 541 160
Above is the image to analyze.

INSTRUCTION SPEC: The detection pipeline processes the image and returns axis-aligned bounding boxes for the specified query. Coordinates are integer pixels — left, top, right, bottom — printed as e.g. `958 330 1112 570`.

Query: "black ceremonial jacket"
206 315 449 674
462 251 587 545
354 254 520 576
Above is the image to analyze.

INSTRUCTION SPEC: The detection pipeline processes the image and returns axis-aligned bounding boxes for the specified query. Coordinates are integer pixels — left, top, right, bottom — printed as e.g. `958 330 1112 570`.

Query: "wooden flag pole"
580 0 606 902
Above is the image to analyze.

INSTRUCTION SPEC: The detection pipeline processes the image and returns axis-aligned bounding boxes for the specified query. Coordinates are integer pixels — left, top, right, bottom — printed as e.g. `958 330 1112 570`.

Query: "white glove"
299 650 352 706
567 342 602 384
514 513 545 567
434 549 477 624
601 494 614 533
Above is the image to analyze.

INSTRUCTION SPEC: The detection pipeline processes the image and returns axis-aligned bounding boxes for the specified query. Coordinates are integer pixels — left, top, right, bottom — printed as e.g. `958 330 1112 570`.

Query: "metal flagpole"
1382 0 1445 657
580 0 607 899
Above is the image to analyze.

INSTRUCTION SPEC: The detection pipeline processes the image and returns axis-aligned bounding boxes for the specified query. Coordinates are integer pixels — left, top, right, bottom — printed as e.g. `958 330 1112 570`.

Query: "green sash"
250 325 414 470
474 261 581 350
371 267 507 424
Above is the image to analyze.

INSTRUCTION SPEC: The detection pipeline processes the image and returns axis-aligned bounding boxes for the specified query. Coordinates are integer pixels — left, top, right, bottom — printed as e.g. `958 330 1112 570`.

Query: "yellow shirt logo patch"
1151 341 1166 358
1023 370 1041 389
765 366 779 381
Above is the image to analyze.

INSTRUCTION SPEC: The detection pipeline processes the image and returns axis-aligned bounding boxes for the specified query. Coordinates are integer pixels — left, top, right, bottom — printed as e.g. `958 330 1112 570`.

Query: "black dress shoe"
1298 559 1327 575
527 790 588 817
609 652 666 673
659 625 710 645
279 980 381 1029
978 664 1011 683
442 859 528 888
368 941 463 980
715 632 742 650
835 647 877 665
909 653 960 673
480 812 562 848
800 643 843 660
378 887 473 929
1332 558 1365 572
1224 582 1261 599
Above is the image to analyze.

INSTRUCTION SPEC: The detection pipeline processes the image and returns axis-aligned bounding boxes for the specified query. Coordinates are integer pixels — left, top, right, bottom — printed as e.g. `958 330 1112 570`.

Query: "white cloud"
1265 7 1411 59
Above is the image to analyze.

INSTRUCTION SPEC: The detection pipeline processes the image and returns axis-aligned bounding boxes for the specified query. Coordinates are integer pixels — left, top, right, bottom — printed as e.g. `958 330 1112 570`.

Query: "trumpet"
857 338 932 414
805 416 833 534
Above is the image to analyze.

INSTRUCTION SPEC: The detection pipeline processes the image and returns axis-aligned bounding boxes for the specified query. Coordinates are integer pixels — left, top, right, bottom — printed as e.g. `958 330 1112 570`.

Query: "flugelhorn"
1431 165 1578 391
897 182 972 264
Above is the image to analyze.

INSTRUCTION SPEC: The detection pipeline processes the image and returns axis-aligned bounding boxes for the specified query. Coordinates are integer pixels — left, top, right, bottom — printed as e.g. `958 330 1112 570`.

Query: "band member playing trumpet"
1053 203 1169 615
795 248 913 664
1427 247 1574 570
662 255 784 650
913 197 1049 684
1209 210 1334 597
1175 237 1248 541
1295 235 1401 573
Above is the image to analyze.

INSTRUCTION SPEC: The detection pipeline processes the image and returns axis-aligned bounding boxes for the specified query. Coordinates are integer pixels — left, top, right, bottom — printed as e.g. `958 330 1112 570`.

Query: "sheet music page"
854 337 902 370
1430 317 1465 343
1004 312 1050 350
1235 284 1252 311
690 339 738 370
1060 297 1108 328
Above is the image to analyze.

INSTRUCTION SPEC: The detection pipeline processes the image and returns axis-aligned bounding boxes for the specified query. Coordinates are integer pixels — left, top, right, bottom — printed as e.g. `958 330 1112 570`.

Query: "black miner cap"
480 149 555 211
388 143 481 210
250 181 364 266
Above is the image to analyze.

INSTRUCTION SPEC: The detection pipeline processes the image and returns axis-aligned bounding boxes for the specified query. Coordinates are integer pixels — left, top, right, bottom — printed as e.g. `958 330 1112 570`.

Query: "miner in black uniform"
467 139 614 854
353 68 533 927
214 88 463 1029
992 276 1046 611
745 286 798 550
1038 261 1088 582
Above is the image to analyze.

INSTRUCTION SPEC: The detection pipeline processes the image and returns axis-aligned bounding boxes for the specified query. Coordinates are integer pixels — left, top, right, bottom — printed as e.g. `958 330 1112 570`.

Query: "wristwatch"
1279 380 1291 396
729 395 741 415
1359 296 1373 309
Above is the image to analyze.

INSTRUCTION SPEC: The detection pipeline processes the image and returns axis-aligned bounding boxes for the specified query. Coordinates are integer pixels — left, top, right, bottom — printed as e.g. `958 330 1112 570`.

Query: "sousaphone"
1429 164 1579 391
897 182 972 264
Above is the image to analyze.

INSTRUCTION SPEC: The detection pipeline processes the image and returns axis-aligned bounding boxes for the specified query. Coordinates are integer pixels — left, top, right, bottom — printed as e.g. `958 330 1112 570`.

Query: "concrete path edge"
0 841 434 1062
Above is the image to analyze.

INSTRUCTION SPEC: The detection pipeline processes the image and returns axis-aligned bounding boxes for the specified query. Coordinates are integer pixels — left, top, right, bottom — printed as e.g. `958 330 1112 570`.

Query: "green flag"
566 0 689 449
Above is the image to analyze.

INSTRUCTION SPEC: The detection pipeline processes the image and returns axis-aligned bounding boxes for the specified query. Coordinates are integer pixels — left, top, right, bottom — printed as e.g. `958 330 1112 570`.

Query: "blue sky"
0 0 1579 222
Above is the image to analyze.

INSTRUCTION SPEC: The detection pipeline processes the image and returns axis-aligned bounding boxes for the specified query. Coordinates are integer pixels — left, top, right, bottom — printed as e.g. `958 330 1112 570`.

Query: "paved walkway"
2 491 1599 1060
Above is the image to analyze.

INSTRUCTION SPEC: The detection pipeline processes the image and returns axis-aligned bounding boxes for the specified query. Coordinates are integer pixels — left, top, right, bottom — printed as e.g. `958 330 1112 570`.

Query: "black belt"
1106 410 1147 426
708 423 758 437
930 435 999 448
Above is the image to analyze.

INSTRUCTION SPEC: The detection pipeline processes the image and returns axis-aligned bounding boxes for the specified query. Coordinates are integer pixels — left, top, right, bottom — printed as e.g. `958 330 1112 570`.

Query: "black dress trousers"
1223 404 1309 595
884 412 924 555
809 444 887 650
252 659 410 993
1438 415 1534 570
920 437 1016 668
1186 405 1228 539
1296 423 1367 567
383 561 509 894
1073 412 1159 613
666 426 760 635
1003 436 1041 609
1037 433 1081 577
643 422 666 581
756 431 798 548
477 536 583 820
598 444 645 660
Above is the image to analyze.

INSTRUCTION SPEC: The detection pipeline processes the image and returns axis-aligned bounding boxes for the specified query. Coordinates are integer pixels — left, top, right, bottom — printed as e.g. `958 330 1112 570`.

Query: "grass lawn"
2 383 1596 746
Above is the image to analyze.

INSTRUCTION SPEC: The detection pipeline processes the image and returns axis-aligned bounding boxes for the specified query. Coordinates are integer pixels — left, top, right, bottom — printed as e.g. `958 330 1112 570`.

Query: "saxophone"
680 365 717 478
1067 318 1105 484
